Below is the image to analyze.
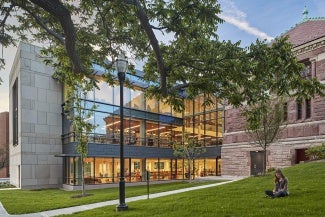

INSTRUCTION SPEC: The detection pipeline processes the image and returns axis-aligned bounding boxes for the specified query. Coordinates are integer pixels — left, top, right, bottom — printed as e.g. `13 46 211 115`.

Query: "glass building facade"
62 73 223 186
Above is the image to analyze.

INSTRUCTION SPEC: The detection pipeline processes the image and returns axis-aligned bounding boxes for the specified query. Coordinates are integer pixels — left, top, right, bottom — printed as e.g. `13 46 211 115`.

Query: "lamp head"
116 53 128 73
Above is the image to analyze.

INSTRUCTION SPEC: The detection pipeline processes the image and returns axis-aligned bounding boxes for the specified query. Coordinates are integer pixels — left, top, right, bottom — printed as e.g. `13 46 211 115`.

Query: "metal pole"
116 71 128 211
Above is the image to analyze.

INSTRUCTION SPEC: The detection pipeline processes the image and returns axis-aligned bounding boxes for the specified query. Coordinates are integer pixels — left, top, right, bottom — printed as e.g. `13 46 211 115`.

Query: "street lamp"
116 53 128 211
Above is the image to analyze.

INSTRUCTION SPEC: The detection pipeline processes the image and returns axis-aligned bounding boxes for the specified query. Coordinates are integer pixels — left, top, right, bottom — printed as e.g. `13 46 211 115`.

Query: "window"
12 78 18 146
283 102 288 121
305 99 311 119
300 62 311 79
297 101 302 120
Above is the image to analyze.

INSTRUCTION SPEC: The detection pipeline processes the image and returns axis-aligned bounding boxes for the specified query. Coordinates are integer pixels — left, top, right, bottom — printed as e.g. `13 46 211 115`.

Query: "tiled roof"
283 19 325 47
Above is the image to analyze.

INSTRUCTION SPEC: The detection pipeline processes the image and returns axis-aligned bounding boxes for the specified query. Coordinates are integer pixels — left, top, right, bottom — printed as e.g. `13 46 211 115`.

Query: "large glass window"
146 121 158 147
95 158 113 184
123 87 131 107
12 78 18 146
146 97 159 113
160 101 171 115
96 81 114 104
146 158 158 181
131 158 142 182
130 88 144 110
84 157 95 184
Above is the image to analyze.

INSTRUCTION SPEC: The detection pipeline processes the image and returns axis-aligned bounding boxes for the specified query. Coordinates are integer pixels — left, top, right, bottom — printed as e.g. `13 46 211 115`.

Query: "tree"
61 73 97 197
244 98 286 175
1 1 324 112
172 133 206 181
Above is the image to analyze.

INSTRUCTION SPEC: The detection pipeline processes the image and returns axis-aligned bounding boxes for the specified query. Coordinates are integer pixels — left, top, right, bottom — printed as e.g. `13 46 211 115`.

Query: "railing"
62 132 173 148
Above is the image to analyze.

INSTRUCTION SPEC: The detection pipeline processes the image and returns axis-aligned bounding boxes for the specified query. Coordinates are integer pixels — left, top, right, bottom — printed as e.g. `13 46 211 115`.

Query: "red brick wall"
0 112 9 178
222 21 325 176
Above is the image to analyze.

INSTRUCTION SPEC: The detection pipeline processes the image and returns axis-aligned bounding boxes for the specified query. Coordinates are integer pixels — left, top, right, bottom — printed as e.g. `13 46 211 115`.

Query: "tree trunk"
81 157 86 196
263 148 267 175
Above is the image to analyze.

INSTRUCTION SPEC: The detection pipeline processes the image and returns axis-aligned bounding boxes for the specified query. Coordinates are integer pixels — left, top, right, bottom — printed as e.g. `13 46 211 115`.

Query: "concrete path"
0 177 244 217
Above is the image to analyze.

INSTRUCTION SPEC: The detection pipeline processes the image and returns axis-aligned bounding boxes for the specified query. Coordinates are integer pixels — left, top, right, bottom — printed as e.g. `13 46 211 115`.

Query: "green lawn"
57 161 325 217
0 180 221 214
1 161 324 217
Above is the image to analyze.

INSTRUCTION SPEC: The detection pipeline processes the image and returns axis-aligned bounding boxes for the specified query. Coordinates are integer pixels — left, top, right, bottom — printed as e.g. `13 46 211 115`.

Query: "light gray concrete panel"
50 165 62 178
21 165 33 179
37 155 49 164
22 178 37 186
35 74 50 89
35 124 50 136
21 109 37 124
49 125 62 137
47 112 58 126
37 111 47 125
46 90 58 104
20 42 32 52
22 155 38 165
21 59 32 72
20 69 32 85
37 178 50 185
35 101 50 112
37 88 47 102
49 104 62 114
21 85 38 100
35 165 50 179
35 143 51 153
21 98 32 109
21 142 33 153
31 60 47 73
21 122 35 133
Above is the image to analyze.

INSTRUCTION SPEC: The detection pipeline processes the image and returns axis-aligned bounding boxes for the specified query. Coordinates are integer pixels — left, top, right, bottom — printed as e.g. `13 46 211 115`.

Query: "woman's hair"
274 168 285 183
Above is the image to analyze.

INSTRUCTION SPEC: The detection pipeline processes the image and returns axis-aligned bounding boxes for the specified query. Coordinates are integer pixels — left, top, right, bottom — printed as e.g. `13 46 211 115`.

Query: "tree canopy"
0 0 324 110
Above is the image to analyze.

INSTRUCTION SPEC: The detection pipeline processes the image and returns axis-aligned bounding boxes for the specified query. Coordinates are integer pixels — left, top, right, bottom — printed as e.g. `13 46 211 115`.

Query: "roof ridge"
278 18 325 38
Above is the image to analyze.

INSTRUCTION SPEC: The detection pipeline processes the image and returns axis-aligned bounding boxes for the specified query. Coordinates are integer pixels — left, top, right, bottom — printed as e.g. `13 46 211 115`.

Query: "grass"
1 161 325 217
56 161 325 217
0 180 221 214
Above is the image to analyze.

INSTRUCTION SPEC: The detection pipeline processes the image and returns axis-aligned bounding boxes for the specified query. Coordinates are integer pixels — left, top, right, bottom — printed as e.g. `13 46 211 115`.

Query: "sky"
0 0 324 113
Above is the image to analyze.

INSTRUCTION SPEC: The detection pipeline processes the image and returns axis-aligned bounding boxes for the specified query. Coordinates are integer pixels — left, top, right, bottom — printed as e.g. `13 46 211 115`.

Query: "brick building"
0 111 9 178
222 15 325 176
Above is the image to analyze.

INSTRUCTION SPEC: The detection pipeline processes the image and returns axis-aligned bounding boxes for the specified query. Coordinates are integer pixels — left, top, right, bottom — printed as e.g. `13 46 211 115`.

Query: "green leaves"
1 1 324 115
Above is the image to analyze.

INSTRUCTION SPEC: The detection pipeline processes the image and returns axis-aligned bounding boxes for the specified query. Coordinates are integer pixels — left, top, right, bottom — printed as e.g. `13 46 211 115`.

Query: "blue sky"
218 0 325 47
0 0 324 112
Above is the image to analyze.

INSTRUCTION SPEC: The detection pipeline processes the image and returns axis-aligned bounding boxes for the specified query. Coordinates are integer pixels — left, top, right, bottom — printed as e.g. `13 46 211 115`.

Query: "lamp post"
116 53 128 211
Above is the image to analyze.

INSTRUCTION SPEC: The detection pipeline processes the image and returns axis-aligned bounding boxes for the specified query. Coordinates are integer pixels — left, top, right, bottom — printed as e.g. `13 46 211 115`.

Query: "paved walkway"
0 176 244 217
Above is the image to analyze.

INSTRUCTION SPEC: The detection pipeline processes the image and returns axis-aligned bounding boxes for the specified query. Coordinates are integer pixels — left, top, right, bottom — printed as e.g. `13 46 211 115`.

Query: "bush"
0 181 15 189
306 143 325 161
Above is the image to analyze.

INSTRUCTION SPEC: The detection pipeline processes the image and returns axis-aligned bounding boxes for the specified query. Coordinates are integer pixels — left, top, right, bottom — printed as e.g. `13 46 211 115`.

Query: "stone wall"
222 28 325 176
9 42 63 189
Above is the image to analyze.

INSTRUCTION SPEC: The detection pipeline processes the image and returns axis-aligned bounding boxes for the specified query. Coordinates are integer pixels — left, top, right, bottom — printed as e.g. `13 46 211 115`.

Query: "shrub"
306 143 325 161
0 181 16 189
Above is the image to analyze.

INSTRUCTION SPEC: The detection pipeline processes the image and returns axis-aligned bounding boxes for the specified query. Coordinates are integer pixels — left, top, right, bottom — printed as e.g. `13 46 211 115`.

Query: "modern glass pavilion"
61 65 224 186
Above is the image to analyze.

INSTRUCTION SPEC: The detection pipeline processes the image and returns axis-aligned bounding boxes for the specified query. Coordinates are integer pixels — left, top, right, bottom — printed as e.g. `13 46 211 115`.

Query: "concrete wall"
9 42 63 189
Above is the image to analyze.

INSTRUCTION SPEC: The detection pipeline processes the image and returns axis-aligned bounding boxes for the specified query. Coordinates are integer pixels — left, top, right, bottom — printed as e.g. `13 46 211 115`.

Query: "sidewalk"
0 176 245 217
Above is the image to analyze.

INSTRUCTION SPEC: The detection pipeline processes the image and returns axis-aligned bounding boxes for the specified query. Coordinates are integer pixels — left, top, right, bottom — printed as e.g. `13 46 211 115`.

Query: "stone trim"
293 37 325 55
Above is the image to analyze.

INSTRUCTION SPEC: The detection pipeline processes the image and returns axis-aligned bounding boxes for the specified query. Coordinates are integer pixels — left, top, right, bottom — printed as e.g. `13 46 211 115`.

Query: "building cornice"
293 36 325 56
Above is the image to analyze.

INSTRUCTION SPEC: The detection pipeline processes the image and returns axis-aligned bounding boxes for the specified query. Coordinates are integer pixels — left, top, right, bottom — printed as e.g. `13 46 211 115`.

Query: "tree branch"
20 4 65 45
129 0 167 96
29 0 85 74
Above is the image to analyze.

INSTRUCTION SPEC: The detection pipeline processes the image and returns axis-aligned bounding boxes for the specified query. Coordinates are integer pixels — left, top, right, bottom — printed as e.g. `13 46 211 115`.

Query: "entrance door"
250 151 264 176
295 149 309 164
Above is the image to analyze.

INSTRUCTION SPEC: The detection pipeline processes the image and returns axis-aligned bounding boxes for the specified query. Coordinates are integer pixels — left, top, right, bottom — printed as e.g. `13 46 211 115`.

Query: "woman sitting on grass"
265 168 289 198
